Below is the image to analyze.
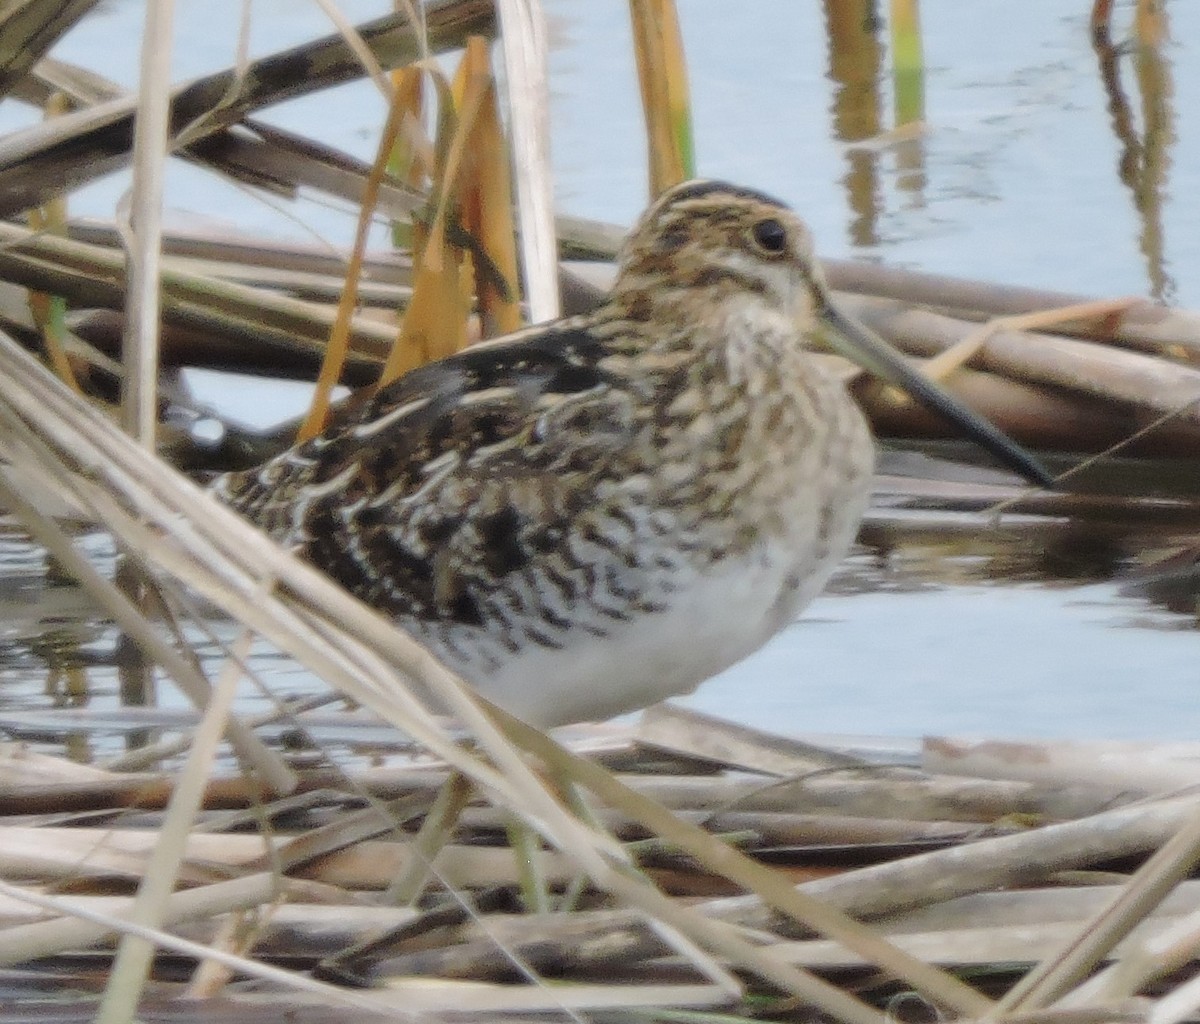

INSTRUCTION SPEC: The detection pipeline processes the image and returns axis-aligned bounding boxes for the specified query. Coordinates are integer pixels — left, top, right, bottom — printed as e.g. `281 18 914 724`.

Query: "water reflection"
1092 1 1176 301
823 1 929 247
1 502 1197 760
858 516 1173 590
823 0 884 247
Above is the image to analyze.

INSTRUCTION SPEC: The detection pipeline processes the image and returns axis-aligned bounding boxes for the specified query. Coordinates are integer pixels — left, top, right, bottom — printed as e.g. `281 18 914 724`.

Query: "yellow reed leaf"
379 40 494 388
387 66 431 251
629 0 695 196
295 78 410 442
458 38 522 339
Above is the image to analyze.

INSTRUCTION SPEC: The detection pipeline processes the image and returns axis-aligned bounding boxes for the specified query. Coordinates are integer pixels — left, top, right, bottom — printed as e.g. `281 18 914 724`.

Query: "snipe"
212 180 1050 726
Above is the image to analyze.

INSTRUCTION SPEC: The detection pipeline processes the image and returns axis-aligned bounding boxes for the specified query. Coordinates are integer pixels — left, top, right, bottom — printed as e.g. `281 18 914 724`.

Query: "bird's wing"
215 322 645 622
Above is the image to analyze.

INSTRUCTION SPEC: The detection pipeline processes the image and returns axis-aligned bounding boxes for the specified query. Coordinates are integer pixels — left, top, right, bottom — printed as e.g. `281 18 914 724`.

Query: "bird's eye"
750 218 788 255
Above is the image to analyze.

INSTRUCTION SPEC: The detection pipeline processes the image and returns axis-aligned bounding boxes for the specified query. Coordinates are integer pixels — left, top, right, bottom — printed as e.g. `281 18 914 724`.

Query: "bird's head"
614 179 824 330
613 179 1053 488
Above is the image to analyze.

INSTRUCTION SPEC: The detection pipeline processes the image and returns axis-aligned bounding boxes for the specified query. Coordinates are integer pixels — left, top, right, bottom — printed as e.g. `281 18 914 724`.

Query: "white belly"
465 536 848 727
425 385 875 727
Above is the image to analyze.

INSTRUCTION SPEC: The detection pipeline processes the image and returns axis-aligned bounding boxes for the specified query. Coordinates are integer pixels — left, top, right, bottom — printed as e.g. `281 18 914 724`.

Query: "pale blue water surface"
1 1 1200 749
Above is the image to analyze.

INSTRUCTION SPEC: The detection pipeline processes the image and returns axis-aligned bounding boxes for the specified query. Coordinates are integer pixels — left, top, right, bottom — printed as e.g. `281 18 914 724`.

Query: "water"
2 1 1200 751
17 1 1200 303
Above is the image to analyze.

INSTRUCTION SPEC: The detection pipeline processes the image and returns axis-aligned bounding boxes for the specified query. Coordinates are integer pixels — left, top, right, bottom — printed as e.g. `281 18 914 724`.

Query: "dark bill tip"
818 302 1055 489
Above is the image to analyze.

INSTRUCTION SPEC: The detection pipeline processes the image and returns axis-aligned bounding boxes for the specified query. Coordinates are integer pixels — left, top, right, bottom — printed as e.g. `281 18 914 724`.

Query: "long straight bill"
818 300 1054 488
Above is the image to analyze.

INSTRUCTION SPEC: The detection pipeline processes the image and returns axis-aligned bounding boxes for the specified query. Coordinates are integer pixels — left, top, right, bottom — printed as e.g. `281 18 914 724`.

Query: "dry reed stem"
922 299 1144 384
295 58 411 442
1064 907 1200 1009
629 0 694 194
0 825 576 890
116 0 172 449
712 796 1200 929
993 803 1200 1014
0 221 397 358
0 877 417 1019
841 293 1200 427
99 628 251 1024
0 0 98 97
494 706 994 1017
0 0 496 214
384 772 475 904
0 872 281 967
494 0 558 322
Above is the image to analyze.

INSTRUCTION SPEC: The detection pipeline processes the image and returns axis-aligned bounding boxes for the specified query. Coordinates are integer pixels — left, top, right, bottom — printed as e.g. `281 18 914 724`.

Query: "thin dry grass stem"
384 771 475 904
507 811 553 914
0 877 406 1019
314 0 397 102
97 628 253 1024
492 706 994 1018
294 67 411 443
118 0 174 448
991 803 1200 1015
629 0 694 194
923 298 1143 383
184 905 266 999
1064 906 1200 1009
494 0 558 323
983 396 1200 520
26 92 81 393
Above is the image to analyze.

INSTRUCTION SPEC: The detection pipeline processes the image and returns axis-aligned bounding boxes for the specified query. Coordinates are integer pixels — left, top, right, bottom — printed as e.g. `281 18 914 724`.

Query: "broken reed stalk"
0 0 497 215
713 795 1200 929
